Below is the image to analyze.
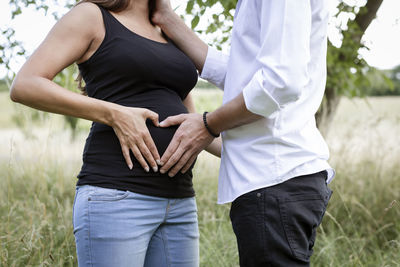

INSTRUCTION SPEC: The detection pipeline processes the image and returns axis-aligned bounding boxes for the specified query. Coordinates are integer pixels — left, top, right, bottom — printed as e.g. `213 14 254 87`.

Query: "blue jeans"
73 185 199 267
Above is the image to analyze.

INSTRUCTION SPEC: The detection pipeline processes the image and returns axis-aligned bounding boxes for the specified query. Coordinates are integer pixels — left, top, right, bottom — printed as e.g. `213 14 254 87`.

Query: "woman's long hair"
77 0 155 13
78 0 130 12
75 0 156 94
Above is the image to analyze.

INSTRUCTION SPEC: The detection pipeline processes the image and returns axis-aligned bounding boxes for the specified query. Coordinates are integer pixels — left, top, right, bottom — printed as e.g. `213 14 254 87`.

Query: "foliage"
0 27 25 74
387 65 400 95
324 1 393 100
8 0 77 19
0 79 8 92
326 25 368 98
364 65 400 96
1 0 73 76
185 0 236 50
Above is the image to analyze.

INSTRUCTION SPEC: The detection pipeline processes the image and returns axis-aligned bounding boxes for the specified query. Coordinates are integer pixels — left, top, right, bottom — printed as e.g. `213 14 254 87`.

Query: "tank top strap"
96 5 117 40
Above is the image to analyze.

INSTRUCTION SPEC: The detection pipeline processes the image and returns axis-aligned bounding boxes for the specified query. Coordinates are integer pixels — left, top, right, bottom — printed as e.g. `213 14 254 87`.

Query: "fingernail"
156 160 161 165
168 173 174 178
153 166 158 172
145 167 150 172
159 121 165 126
129 164 133 170
160 169 165 174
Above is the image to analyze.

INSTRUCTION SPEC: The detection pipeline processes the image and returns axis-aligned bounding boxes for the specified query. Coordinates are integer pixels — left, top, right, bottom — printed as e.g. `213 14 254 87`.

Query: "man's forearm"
155 11 208 72
206 92 263 135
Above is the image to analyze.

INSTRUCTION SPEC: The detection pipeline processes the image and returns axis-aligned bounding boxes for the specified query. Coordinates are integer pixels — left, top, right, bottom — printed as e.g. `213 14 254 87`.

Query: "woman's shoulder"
53 2 104 44
67 2 103 25
54 2 103 35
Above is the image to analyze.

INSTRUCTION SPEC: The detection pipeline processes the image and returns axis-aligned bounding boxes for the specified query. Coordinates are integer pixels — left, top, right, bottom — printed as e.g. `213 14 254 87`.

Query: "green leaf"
191 15 200 29
383 74 395 91
186 0 194 13
11 7 22 19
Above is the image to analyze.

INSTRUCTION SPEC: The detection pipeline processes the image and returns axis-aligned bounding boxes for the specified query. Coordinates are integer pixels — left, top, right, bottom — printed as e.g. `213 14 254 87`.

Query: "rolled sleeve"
242 0 312 117
199 46 229 90
242 70 280 117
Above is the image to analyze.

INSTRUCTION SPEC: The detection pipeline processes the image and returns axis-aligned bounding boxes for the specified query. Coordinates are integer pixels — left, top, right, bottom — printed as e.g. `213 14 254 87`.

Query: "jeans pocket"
88 186 130 202
278 194 329 262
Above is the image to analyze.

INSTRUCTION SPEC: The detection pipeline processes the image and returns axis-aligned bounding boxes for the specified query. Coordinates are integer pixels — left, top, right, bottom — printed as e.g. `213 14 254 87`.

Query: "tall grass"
311 97 400 266
0 91 399 266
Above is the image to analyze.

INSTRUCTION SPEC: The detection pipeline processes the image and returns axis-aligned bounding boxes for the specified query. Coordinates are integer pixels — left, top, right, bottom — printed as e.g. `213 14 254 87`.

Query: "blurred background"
0 0 399 266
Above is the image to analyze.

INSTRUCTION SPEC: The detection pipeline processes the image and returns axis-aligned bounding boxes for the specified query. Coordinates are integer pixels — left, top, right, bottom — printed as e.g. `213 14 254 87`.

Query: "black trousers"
230 171 332 267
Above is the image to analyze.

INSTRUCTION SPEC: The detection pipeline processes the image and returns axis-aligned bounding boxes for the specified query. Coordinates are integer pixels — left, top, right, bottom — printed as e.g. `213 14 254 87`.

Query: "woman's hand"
110 106 161 172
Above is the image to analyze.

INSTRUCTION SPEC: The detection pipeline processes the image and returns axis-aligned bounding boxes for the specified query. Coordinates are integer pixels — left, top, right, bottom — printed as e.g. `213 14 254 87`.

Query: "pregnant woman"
10 0 220 266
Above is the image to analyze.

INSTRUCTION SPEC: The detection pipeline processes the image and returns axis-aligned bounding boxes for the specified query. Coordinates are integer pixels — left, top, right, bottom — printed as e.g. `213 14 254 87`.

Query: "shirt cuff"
199 46 229 90
242 70 281 117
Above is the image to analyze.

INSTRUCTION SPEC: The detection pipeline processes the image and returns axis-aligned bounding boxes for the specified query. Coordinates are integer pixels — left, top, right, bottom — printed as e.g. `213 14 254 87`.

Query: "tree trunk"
355 0 385 34
316 87 341 137
317 0 384 136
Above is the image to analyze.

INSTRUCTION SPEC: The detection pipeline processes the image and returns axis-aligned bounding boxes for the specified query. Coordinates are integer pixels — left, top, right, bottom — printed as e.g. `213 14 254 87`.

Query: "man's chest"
232 0 261 43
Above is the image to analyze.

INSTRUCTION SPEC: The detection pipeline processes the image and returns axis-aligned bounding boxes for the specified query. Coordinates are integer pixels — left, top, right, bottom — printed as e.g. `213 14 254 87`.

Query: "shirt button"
256 193 261 198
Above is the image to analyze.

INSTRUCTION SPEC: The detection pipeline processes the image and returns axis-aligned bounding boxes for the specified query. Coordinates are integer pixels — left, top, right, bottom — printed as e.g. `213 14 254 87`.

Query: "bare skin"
182 94 222 158
152 0 262 177
10 0 170 172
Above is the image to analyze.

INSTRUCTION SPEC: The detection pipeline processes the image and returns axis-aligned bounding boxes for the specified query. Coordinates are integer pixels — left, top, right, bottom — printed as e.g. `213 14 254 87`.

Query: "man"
153 0 334 265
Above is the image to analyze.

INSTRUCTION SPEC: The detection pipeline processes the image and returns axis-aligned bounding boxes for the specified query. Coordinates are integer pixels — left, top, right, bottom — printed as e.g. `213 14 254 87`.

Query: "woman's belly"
82 89 189 167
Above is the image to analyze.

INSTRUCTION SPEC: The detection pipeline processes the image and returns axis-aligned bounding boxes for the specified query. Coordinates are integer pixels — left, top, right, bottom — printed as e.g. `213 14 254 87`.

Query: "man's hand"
159 113 215 177
152 0 173 26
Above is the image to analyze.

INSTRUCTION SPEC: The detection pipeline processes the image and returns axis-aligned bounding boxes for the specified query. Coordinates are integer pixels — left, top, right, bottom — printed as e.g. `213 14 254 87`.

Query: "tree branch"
355 0 384 34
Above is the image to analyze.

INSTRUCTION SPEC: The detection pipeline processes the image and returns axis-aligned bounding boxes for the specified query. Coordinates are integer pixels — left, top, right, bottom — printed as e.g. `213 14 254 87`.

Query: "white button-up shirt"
200 0 334 204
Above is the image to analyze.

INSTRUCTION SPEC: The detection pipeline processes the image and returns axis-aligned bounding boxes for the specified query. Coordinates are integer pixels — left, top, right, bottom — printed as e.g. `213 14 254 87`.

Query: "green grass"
0 91 399 266
0 80 8 92
0 91 16 128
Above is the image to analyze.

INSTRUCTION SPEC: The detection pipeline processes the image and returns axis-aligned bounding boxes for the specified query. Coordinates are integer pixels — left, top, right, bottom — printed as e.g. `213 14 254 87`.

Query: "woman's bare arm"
10 3 161 172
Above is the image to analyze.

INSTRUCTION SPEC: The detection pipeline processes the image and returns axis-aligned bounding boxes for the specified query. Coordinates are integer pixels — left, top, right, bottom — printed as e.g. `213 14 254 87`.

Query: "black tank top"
76 5 198 198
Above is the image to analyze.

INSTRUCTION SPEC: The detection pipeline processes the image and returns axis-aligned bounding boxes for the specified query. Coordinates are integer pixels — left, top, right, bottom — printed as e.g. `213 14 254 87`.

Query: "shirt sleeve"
242 0 312 117
199 46 229 90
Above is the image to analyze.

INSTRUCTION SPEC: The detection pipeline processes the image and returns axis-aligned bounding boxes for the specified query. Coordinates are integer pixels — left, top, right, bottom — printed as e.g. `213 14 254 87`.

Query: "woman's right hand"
110 106 161 172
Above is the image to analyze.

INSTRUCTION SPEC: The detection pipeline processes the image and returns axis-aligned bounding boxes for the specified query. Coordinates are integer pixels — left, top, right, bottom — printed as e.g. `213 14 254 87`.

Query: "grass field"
0 90 399 266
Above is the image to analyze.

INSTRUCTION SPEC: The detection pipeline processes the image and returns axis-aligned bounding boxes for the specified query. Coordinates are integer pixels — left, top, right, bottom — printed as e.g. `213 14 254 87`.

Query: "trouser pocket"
278 190 332 263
